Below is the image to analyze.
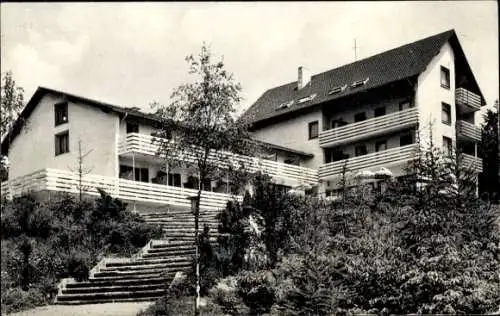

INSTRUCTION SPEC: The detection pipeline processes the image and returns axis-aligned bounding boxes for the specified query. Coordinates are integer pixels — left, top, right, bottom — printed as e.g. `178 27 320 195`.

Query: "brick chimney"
297 66 311 90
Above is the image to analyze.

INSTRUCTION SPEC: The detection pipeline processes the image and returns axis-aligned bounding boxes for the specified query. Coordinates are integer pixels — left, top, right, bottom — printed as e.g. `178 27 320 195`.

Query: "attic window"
276 100 294 110
328 84 347 95
350 77 370 89
297 93 317 104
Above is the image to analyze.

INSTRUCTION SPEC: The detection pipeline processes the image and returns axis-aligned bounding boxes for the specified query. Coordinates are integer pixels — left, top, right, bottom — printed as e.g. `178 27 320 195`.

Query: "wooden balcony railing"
462 154 483 173
456 120 481 142
319 108 419 148
456 88 481 112
118 133 318 186
319 144 418 179
1 169 241 211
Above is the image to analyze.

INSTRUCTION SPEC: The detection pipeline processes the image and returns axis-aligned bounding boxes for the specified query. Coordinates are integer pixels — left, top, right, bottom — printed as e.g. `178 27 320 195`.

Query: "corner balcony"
319 144 418 179
462 154 483 173
456 120 481 142
456 88 481 113
118 133 318 186
319 108 419 148
1 169 241 211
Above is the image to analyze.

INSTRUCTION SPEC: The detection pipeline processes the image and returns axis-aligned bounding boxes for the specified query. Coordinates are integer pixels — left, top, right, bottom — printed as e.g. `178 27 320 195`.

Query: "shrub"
208 276 249 315
1 287 47 314
236 270 276 314
66 250 91 282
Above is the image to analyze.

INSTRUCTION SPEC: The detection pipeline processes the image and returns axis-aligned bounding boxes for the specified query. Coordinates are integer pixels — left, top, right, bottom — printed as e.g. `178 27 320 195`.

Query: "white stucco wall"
416 41 456 151
327 95 410 127
8 94 120 179
251 110 324 168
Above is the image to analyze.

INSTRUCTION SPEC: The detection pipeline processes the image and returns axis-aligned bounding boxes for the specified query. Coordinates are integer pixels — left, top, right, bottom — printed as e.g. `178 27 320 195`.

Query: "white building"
1 29 485 205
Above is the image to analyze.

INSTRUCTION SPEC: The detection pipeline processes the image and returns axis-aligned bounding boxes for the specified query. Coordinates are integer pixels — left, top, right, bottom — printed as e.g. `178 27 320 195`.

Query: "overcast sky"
1 2 498 116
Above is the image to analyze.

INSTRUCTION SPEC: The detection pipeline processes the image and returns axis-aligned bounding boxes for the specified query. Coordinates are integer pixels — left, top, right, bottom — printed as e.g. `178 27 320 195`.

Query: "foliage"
236 270 277 315
479 107 499 203
1 191 162 313
1 287 46 315
1 70 25 181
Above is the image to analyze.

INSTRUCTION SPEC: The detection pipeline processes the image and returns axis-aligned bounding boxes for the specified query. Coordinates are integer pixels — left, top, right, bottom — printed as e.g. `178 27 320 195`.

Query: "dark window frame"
126 121 139 134
55 131 70 156
54 102 69 126
443 136 453 156
308 121 319 140
441 102 452 125
400 133 413 146
354 144 368 157
440 66 450 89
375 140 387 152
354 112 366 123
374 107 386 117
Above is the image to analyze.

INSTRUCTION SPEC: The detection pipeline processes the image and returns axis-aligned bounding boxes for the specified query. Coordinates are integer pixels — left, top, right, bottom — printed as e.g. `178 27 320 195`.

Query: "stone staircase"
55 204 223 305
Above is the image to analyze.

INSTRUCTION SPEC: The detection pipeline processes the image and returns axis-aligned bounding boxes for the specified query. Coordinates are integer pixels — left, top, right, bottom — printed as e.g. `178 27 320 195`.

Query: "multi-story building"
243 29 485 196
1 29 485 206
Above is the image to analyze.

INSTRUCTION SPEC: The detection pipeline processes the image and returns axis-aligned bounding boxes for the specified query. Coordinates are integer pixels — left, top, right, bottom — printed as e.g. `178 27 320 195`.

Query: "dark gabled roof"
242 29 486 127
1 87 159 154
1 87 313 158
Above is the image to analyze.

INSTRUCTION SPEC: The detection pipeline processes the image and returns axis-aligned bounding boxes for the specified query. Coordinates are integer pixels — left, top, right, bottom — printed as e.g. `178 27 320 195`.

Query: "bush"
236 270 276 314
1 287 47 314
208 276 249 315
67 250 91 282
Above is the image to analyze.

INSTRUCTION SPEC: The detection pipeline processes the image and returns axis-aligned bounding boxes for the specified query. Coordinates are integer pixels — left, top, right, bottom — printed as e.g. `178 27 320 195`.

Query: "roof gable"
243 29 485 126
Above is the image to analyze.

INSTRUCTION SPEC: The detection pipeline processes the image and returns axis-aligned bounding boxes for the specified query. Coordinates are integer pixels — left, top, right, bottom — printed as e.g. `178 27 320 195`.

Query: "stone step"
56 289 165 302
62 283 167 295
99 262 190 273
55 296 161 305
105 257 192 268
92 269 165 279
66 276 169 288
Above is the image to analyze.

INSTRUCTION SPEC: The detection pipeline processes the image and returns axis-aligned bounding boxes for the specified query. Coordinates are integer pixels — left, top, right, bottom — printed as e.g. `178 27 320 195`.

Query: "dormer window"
297 93 317 104
350 77 369 89
277 100 293 110
328 84 347 95
55 102 68 126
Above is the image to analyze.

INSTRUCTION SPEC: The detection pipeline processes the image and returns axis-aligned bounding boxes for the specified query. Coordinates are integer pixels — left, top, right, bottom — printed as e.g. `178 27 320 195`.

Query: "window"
374 107 386 117
400 133 413 146
355 144 368 157
308 121 319 139
354 112 366 122
126 122 139 134
443 136 453 156
134 168 149 183
54 102 68 126
399 99 412 111
55 131 69 155
331 118 348 129
119 165 149 182
440 66 450 89
441 102 451 125
375 140 387 152
169 173 182 187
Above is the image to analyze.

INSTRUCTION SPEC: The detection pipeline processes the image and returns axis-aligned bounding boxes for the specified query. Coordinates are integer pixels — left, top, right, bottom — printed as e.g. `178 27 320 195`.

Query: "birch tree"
152 44 257 315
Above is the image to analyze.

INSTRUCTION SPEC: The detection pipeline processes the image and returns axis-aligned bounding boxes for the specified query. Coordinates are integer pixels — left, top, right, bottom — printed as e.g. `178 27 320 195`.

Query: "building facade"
243 29 484 196
1 29 485 206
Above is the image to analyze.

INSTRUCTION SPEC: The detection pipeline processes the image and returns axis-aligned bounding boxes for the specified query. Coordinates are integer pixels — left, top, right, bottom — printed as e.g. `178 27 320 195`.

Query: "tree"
152 43 256 315
1 71 25 181
68 140 94 201
479 106 499 203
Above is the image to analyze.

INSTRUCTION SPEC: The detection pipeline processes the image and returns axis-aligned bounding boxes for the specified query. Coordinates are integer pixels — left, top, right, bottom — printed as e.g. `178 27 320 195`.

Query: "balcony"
456 120 481 142
456 88 481 113
319 144 418 179
462 154 483 173
319 108 419 148
1 169 241 211
119 133 318 186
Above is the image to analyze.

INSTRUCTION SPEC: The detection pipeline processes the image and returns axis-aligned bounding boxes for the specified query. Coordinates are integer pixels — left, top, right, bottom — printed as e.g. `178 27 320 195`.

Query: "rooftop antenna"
353 38 358 61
